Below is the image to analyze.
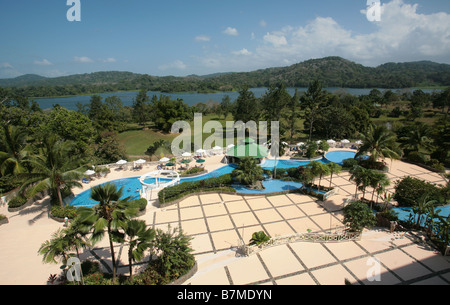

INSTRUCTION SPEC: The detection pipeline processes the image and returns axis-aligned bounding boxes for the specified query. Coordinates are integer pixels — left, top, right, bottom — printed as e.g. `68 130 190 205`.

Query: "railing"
239 231 362 256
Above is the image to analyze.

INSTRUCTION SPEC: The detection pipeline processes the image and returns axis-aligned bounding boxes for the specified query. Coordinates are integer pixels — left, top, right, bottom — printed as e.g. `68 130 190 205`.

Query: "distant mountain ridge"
1 57 449 97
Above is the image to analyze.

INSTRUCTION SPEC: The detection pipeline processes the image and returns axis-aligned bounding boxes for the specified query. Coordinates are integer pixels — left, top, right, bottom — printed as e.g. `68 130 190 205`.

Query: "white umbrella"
213 146 222 150
297 142 305 146
327 139 336 144
341 139 350 144
227 144 235 149
355 140 363 145
160 157 170 162
116 160 127 165
84 170 95 176
316 140 322 144
196 149 206 153
182 152 192 157
282 142 289 146
135 159 146 164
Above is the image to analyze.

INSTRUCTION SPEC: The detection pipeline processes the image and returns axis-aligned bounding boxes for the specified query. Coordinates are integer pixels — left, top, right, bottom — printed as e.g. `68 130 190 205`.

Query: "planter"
0 216 9 226
167 261 198 285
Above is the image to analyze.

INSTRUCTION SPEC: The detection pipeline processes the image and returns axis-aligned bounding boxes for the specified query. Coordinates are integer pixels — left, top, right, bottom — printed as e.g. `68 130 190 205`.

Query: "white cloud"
158 60 187 71
259 20 267 27
101 57 117 63
192 0 450 74
263 32 288 47
0 62 21 78
232 48 252 56
222 27 239 36
74 56 94 63
195 35 211 42
34 59 53 66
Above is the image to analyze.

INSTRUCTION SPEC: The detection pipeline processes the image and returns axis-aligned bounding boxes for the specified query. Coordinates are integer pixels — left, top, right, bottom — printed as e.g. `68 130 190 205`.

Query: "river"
33 87 442 111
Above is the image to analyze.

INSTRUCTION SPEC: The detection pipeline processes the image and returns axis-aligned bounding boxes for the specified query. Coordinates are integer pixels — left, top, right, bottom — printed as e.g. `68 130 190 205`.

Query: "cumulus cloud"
263 32 288 47
222 27 239 36
195 35 211 42
232 48 252 56
74 56 94 63
34 59 53 66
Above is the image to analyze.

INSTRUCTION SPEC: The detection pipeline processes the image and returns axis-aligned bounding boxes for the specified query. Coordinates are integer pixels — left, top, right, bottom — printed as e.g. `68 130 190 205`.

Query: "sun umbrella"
341 139 350 144
196 159 205 163
135 159 146 164
327 139 336 144
116 160 127 165
297 142 305 146
160 157 170 162
181 159 191 164
316 140 322 144
84 170 95 176
165 162 175 167
213 146 222 150
355 140 363 145
182 152 192 157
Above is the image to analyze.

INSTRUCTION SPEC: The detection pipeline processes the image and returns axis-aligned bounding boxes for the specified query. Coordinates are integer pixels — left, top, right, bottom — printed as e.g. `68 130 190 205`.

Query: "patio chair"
82 178 90 184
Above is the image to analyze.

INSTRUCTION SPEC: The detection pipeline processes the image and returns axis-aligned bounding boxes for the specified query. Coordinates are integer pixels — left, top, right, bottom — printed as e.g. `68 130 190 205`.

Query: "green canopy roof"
226 143 268 159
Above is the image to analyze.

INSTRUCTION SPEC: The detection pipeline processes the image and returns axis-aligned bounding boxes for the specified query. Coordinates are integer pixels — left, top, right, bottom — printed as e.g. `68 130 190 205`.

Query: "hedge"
158 174 234 204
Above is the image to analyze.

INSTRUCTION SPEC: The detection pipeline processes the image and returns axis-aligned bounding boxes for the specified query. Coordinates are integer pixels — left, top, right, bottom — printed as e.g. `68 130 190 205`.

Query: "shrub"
394 176 442 207
50 205 79 219
159 174 235 204
342 158 359 169
249 231 271 246
343 201 376 233
182 167 205 175
8 195 28 208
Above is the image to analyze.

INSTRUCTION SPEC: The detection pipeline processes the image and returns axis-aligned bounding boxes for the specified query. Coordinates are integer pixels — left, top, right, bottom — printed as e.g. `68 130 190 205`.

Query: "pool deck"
1 148 449 285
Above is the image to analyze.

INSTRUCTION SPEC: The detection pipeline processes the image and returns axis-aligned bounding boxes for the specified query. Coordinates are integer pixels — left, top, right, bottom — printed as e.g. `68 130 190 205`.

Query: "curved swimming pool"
69 156 347 208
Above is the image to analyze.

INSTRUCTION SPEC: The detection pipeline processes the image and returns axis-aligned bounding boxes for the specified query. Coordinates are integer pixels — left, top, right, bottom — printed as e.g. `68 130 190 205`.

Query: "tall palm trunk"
107 223 117 280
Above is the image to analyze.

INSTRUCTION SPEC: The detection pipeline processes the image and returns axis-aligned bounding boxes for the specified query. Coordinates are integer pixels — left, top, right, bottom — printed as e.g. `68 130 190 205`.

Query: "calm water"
34 88 442 111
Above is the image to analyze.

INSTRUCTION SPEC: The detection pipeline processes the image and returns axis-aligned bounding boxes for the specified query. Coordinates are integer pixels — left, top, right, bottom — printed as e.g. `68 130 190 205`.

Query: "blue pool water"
392 205 450 227
324 151 357 165
69 156 348 208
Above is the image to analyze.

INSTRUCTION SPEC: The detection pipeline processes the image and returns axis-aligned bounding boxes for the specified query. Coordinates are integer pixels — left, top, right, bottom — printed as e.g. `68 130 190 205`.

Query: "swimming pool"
324 150 357 165
392 205 450 227
69 157 340 208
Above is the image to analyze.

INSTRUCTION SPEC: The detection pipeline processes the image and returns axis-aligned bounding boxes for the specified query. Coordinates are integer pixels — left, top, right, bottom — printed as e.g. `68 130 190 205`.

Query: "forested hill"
1 57 449 97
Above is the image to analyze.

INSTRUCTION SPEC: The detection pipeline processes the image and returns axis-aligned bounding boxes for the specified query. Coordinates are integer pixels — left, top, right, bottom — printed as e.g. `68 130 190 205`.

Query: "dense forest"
1 57 450 98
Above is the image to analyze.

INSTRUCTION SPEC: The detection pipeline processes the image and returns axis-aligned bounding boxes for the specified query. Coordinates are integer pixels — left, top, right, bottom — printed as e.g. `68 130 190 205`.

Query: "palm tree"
267 139 288 179
399 123 433 158
349 165 371 199
327 162 342 188
356 124 401 164
0 125 30 176
316 162 330 190
308 161 323 187
18 135 85 207
412 194 437 227
232 156 263 187
369 171 390 203
39 228 71 265
77 183 138 281
122 219 155 280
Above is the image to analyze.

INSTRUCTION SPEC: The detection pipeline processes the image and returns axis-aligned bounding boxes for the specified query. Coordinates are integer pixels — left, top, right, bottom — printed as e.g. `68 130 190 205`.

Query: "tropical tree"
368 171 390 203
309 161 330 189
77 183 138 281
399 123 433 159
122 219 155 280
349 165 371 199
327 162 342 188
356 124 401 164
232 156 264 187
38 228 72 265
412 194 437 227
18 135 86 207
0 125 30 176
300 80 327 142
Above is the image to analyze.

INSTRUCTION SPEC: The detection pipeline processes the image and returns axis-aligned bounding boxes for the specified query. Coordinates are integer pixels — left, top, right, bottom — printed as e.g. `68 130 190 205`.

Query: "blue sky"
0 0 449 78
